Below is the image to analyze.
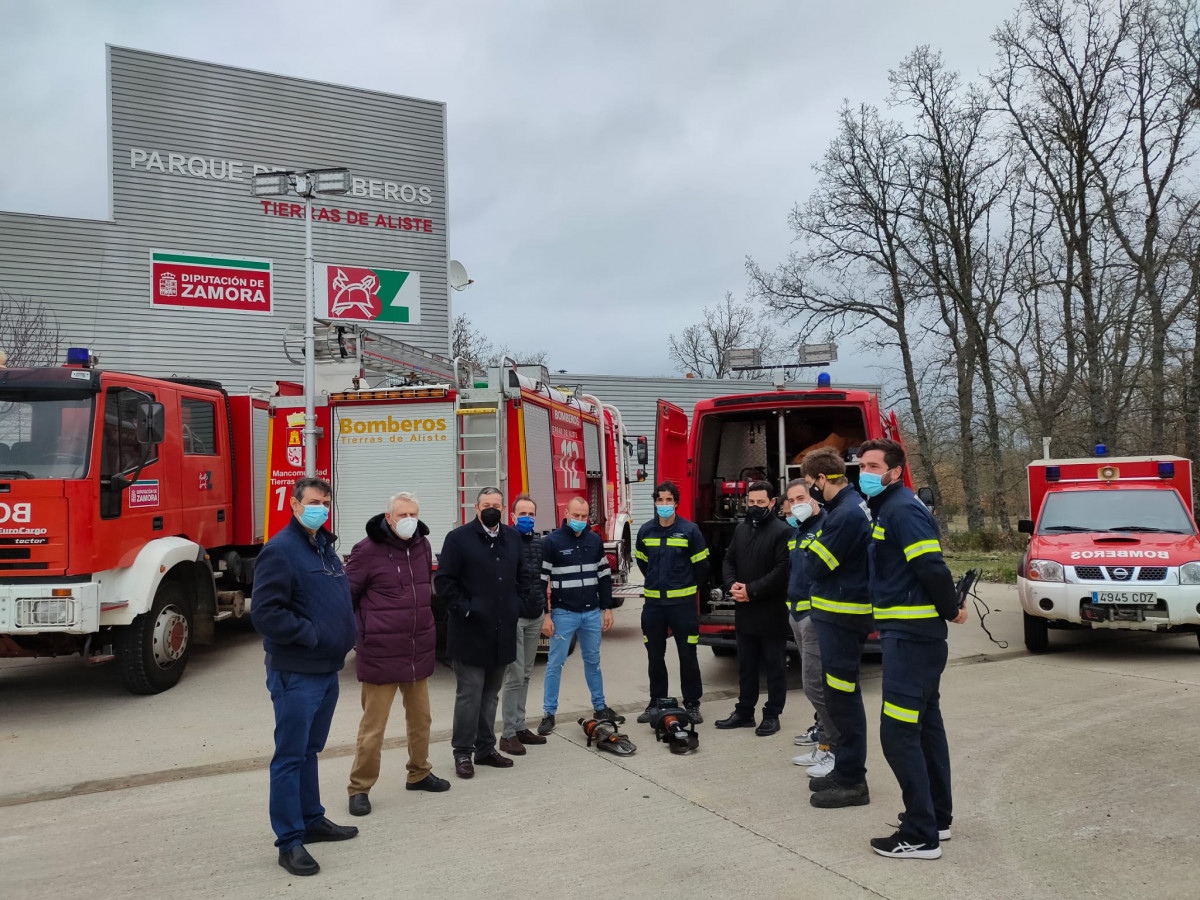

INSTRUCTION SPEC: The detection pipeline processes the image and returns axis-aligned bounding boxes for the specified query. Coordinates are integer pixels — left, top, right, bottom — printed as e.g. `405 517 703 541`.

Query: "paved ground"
3 584 1199 899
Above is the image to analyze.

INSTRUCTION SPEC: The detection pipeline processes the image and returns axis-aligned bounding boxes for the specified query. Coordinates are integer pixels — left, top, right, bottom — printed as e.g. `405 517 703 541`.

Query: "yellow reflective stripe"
643 589 661 598
634 550 649 562
665 538 689 547
686 635 699 644
810 540 838 570
811 597 873 615
643 538 662 546
872 525 886 541
665 586 697 598
904 539 942 561
690 548 710 563
642 635 649 643
788 539 797 550
799 538 813 548
793 600 811 612
883 701 919 724
873 605 938 620
825 673 856 693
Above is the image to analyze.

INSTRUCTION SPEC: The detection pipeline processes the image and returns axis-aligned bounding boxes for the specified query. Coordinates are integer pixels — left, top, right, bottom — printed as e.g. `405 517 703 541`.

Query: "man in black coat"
715 480 793 736
434 487 527 779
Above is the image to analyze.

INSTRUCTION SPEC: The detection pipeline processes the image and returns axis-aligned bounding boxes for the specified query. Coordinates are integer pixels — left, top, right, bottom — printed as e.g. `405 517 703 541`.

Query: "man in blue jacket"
859 438 967 860
251 477 359 878
537 496 618 734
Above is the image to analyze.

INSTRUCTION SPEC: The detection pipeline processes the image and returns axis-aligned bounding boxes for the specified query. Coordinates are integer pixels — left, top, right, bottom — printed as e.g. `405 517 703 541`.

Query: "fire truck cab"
1016 454 1200 652
654 377 910 654
0 353 267 693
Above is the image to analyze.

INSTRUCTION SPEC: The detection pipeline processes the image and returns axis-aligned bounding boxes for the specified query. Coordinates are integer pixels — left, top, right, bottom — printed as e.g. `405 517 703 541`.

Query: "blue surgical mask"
656 504 675 519
516 515 535 534
786 514 798 528
299 504 329 530
567 518 588 534
859 473 886 498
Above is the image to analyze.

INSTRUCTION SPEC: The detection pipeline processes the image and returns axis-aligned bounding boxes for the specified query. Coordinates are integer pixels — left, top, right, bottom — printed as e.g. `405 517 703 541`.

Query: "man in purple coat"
345 492 450 817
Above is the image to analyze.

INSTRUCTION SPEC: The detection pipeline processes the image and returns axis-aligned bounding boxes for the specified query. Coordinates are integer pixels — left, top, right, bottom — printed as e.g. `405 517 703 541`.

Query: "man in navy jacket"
251 477 358 878
434 487 527 779
537 496 617 734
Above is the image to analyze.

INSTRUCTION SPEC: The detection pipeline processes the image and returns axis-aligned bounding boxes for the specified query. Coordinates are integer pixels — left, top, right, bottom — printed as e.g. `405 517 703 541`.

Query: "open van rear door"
655 399 692 516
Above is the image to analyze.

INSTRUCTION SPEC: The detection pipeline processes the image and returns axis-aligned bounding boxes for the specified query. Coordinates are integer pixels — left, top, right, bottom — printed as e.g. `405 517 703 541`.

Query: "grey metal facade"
558 373 883 527
0 47 449 390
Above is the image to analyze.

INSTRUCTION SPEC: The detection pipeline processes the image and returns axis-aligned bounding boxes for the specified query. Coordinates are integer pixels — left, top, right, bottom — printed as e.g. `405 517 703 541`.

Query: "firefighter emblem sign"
316 263 421 324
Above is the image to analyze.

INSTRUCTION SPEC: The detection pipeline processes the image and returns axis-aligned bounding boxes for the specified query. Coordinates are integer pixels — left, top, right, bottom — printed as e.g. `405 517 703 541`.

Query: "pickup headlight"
1180 562 1200 585
1027 559 1065 583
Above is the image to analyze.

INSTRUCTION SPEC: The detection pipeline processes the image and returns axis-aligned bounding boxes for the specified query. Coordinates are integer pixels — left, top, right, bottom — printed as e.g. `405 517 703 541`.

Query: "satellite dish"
449 259 474 291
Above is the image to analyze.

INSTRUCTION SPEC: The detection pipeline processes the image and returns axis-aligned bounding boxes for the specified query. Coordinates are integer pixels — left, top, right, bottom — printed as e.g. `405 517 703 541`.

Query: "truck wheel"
1023 612 1049 654
711 645 735 657
116 581 193 694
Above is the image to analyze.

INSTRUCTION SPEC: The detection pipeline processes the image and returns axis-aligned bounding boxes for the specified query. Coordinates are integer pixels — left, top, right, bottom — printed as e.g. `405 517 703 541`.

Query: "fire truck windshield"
0 392 95 479
1039 489 1196 536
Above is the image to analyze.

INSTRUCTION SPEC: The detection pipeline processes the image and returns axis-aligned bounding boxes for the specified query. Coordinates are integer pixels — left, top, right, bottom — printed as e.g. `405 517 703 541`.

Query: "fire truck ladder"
455 378 505 523
284 321 486 387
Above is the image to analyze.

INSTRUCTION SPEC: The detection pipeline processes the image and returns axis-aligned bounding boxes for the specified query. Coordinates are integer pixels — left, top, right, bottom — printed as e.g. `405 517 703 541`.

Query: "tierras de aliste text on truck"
0 336 645 693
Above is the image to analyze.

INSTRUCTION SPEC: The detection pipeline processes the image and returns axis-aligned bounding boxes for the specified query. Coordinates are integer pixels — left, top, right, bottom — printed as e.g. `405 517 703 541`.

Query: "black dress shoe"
406 773 451 792
754 716 781 736
454 757 474 779
303 817 359 843
348 792 371 816
714 711 756 729
475 750 514 768
278 845 320 876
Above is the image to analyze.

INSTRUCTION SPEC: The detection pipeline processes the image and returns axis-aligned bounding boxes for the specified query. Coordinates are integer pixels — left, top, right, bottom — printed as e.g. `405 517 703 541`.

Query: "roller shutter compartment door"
522 403 556 533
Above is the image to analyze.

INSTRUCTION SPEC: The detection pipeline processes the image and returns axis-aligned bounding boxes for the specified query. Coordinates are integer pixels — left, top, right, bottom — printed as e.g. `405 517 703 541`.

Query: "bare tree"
0 289 63 368
451 313 550 369
667 292 781 378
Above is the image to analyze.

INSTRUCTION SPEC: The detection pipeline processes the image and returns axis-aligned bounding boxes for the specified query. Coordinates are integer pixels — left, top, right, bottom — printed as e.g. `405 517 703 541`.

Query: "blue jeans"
266 669 340 851
542 608 605 714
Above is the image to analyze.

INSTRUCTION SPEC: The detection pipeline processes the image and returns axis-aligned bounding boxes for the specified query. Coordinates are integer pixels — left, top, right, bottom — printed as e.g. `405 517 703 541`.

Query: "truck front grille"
1137 567 1167 581
1074 566 1103 580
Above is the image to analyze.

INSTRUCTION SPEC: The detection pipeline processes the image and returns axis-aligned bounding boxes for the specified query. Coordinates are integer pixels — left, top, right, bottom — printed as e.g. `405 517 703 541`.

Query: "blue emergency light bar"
817 372 831 388
66 347 93 367
1095 443 1107 456
1045 466 1061 482
1158 462 1175 479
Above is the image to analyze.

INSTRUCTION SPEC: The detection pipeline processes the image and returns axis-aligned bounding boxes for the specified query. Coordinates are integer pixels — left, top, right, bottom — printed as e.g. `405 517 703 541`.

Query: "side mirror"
136 400 166 445
636 436 648 466
916 486 935 508
1018 519 1035 535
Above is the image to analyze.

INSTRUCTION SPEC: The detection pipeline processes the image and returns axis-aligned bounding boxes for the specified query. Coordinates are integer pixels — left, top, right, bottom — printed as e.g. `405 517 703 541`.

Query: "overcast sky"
0 0 1015 383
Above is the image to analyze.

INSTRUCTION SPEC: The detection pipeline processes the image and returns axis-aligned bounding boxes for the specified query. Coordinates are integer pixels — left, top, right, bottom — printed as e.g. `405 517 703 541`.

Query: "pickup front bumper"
1018 578 1200 631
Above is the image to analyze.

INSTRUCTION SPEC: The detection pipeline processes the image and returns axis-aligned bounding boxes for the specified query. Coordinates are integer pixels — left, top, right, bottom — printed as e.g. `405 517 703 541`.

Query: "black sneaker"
685 702 703 725
811 782 870 809
593 706 624 724
537 714 556 735
636 706 653 724
896 812 952 842
870 831 942 859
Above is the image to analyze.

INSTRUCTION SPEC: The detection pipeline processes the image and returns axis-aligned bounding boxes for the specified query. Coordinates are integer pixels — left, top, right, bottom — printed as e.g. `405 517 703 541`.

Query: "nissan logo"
1111 567 1130 580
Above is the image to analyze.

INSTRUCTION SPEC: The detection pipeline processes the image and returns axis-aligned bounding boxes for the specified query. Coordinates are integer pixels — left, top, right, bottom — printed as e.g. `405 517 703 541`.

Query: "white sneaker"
791 748 823 766
806 749 835 777
793 723 820 746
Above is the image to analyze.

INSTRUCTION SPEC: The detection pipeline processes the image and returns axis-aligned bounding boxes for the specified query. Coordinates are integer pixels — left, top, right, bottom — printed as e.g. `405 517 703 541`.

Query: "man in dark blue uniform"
634 481 709 724
858 438 967 860
801 448 874 809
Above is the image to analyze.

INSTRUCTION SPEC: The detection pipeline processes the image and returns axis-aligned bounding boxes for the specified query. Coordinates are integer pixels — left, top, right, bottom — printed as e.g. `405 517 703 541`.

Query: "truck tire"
116 581 193 694
1023 612 1049 654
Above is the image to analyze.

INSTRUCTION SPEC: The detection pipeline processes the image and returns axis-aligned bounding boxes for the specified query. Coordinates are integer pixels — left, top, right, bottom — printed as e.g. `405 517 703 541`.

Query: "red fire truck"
654 376 914 654
1016 454 1200 652
0 331 645 692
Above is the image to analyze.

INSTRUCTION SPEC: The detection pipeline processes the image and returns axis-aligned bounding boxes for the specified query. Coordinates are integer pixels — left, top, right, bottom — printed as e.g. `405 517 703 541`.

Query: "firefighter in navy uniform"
858 438 967 861
801 448 874 809
634 481 709 725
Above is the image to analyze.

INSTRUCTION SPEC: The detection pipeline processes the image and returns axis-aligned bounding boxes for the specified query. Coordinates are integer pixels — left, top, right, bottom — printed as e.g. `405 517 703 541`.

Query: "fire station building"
0 46 450 388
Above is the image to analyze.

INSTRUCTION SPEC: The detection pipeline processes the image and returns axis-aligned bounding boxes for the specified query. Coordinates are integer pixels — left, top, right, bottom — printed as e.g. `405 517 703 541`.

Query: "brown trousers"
347 679 432 794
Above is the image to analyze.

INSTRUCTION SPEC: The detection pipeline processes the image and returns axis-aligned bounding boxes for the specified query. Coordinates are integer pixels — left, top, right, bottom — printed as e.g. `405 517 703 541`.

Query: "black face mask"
480 507 502 529
746 505 772 525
